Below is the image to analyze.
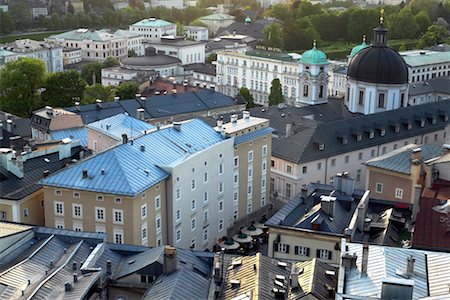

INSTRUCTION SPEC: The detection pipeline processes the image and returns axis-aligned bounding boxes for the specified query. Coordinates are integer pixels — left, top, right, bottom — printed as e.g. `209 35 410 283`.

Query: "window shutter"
274 242 279 252
328 251 333 260
316 249 320 258
286 245 290 254
306 247 310 257
294 246 299 255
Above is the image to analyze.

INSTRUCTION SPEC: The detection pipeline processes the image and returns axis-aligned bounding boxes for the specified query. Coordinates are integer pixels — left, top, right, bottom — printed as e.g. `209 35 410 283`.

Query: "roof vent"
128 260 135 264
230 279 240 287
82 170 88 179
140 145 145 152
325 270 335 276
43 170 50 177
231 259 242 267
65 282 73 292
101 169 105 175
173 122 181 131
277 261 287 268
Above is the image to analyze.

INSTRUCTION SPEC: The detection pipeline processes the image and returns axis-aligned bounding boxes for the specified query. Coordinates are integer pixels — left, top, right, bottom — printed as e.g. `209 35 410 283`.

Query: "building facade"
129 18 177 42
145 36 205 65
183 26 209 41
200 13 235 36
62 47 82 65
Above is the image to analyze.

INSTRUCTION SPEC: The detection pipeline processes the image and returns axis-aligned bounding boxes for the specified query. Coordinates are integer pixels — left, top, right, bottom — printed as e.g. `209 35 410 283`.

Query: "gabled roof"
50 127 88 147
364 144 444 175
40 119 225 196
86 113 154 141
272 99 450 164
408 76 450 97
200 13 235 21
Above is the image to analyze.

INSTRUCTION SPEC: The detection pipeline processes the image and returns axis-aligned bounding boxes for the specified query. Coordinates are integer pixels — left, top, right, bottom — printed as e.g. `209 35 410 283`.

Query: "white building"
129 18 177 43
184 26 209 41
145 36 205 65
149 0 184 9
0 39 63 72
216 43 329 107
408 76 450 106
200 13 235 36
103 29 145 56
62 48 82 65
401 50 450 83
329 66 347 98
184 63 217 89
346 23 409 115
101 67 143 86
47 29 129 62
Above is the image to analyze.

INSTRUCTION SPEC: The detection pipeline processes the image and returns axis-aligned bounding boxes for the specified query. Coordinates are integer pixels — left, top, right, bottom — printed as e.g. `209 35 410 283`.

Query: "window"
233 191 238 203
55 201 64 216
382 146 387 154
114 231 123 244
23 208 29 217
96 207 105 222
176 209 181 222
248 185 252 195
204 209 208 223
96 195 104 201
191 199 196 211
286 183 291 198
262 161 267 173
247 202 252 214
114 197 122 204
271 160 275 167
190 238 196 249
204 192 208 203
141 224 147 240
191 217 196 231
204 172 208 183
317 249 332 260
356 169 361 182
286 165 292 174
395 188 403 199
302 166 307 174
113 209 123 224
191 179 196 190
139 204 147 220
262 145 268 156
378 93 385 108
303 85 309 97
219 219 224 232
358 152 363 160
358 90 364 105
234 156 239 167
73 192 80 198
176 229 181 242
233 209 238 221
331 159 336 167
176 188 181 201
219 163 223 175
73 204 82 218
371 149 376 157
248 151 253 162
345 155 349 164
375 182 383 193
219 182 224 193
155 196 161 210
219 200 224 212
317 162 322 170
141 193 146 199
294 246 310 256
248 166 253 178
276 243 290 253
203 228 208 242
55 190 62 196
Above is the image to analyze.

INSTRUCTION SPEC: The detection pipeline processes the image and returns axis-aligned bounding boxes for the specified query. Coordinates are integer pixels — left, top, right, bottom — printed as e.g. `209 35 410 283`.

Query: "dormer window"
357 134 362 142
319 142 324 151
407 123 412 130
431 117 436 124
369 131 375 139
342 137 348 145
395 125 400 133
380 129 386 136
420 120 425 127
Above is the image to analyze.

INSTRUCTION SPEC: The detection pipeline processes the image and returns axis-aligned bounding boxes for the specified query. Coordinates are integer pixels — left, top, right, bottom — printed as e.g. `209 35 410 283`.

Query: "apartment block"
129 18 177 42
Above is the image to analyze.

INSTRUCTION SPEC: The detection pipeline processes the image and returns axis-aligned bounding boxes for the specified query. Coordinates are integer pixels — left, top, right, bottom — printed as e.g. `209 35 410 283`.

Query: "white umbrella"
255 222 268 230
241 225 263 237
219 239 240 250
232 233 253 243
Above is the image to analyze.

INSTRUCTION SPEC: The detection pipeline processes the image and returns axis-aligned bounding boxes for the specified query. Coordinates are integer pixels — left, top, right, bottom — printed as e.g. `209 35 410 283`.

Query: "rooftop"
200 13 235 21
245 49 297 62
86 113 155 141
131 18 175 27
220 114 268 134
364 144 444 175
408 76 450 96
48 29 123 42
183 63 216 76
147 36 204 47
1 39 61 52
216 19 274 40
40 119 226 196
401 51 450 67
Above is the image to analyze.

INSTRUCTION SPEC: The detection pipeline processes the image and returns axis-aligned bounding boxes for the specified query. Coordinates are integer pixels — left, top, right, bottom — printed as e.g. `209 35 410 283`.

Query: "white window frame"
234 156 239 167
218 219 224 232
156 215 161 233
219 163 224 175
219 182 224 194
191 217 196 231
204 191 208 203
114 229 124 244
96 195 104 201
95 207 105 222
72 203 82 219
95 225 106 233
219 200 224 212
73 192 80 198
395 188 403 199
191 199 196 211
55 189 62 196
277 243 288 253
262 145 268 156
54 201 64 216
203 228 208 242
176 229 181 243
318 249 332 260
191 179 196 191
155 195 161 210
113 209 124 225
176 209 181 222
295 246 309 256
176 188 181 201
141 223 148 243
248 150 253 162
141 204 147 220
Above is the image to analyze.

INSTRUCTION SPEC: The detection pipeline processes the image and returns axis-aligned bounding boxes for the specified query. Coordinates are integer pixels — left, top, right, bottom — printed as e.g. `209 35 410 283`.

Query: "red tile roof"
412 182 450 252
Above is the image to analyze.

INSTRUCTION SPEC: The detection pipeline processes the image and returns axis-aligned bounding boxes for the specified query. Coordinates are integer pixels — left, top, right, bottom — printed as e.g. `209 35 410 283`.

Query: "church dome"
244 16 251 24
350 36 369 57
347 24 408 84
300 42 328 65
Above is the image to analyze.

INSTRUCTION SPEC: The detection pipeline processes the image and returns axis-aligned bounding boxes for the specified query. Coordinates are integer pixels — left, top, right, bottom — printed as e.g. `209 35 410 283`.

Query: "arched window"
303 85 309 97
319 85 324 98
283 86 288 96
291 87 296 98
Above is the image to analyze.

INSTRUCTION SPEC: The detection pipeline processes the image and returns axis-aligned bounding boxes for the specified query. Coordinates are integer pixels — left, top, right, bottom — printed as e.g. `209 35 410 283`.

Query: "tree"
0 58 46 117
83 84 115 104
190 20 207 27
206 53 217 64
129 0 145 10
417 24 449 48
268 79 284 106
262 23 285 50
0 11 14 35
115 82 139 100
388 8 419 39
128 49 138 57
176 22 184 36
81 62 103 85
9 0 32 31
102 57 120 68
414 10 432 34
239 87 256 109
42 70 87 107
398 43 407 51
67 1 75 14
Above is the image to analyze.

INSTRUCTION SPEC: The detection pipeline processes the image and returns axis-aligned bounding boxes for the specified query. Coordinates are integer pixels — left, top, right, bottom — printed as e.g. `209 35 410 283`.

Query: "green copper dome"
350 36 369 57
244 16 251 23
301 42 328 65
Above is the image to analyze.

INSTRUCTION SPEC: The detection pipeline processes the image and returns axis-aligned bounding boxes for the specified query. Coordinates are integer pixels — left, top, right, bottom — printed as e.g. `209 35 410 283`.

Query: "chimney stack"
173 122 181 132
407 255 415 275
210 85 215 92
243 111 250 120
75 102 80 111
320 195 336 217
43 170 50 177
73 274 78 283
411 148 421 161
114 96 120 101
6 119 12 133
361 244 369 276
122 134 128 144
286 123 292 138
230 114 238 124
290 265 300 290
213 252 223 284
442 144 450 154
140 145 145 152
137 108 145 121
106 260 112 275
82 169 88 179
163 246 178 275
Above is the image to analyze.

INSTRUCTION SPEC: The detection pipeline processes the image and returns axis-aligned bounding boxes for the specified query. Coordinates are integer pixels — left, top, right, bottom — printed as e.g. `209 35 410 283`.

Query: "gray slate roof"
216 19 274 40
408 76 450 96
364 144 444 174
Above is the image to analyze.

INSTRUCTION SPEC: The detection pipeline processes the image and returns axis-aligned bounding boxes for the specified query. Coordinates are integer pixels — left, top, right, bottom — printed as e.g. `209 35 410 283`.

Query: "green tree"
176 22 184 36
239 87 256 109
128 49 138 57
0 11 14 35
83 84 115 104
115 82 139 100
346 8 379 42
42 70 87 107
9 0 32 31
206 53 217 63
0 58 46 117
190 20 207 27
67 1 75 14
414 10 432 34
129 0 145 10
102 57 120 68
268 79 284 106
81 62 103 85
417 24 449 48
262 23 285 50
388 8 419 39
398 43 407 51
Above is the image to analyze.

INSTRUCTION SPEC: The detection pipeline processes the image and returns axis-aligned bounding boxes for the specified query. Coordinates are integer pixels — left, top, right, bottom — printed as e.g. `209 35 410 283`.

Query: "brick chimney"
163 246 177 275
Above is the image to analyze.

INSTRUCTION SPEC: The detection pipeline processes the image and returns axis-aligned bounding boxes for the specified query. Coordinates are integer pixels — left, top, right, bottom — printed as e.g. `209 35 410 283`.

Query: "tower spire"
380 8 384 25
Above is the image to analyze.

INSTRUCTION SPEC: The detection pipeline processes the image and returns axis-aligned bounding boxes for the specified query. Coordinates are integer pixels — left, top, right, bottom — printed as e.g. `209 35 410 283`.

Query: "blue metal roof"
86 113 154 141
234 127 273 145
40 119 225 196
50 127 88 147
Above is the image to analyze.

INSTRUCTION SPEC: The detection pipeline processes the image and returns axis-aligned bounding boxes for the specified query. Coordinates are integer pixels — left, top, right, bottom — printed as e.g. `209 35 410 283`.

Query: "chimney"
163 246 177 275
114 96 120 101
82 169 88 179
411 147 421 161
122 134 128 144
75 102 80 111
59 139 72 160
407 255 415 275
140 145 145 152
243 111 250 120
72 261 77 270
361 244 369 276
43 170 50 177
442 144 450 154
135 93 141 99
73 274 78 283
320 195 336 217
172 89 177 95
65 282 73 292
333 172 355 195
210 85 215 92
137 108 145 121
213 251 223 284
285 123 292 138
173 122 181 132
290 265 301 290
106 260 112 275
230 114 238 124
96 99 102 108
6 119 12 133
341 253 357 269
